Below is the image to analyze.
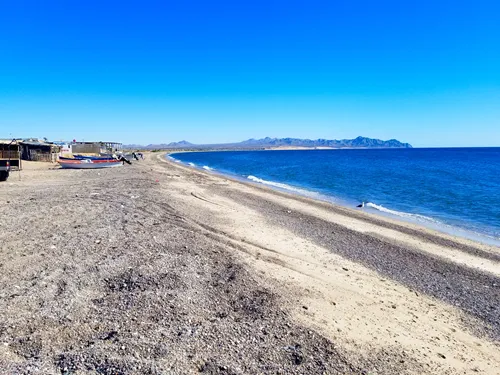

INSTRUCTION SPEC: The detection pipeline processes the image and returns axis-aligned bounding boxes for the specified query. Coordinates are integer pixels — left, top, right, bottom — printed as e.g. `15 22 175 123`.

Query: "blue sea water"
170 148 500 245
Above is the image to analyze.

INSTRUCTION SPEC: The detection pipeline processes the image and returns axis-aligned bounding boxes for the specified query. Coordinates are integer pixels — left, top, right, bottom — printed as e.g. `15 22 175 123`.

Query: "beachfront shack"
20 139 61 162
0 139 22 169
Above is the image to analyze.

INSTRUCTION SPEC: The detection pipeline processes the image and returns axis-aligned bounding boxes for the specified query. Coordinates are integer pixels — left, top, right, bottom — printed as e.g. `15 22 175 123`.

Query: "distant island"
125 136 412 150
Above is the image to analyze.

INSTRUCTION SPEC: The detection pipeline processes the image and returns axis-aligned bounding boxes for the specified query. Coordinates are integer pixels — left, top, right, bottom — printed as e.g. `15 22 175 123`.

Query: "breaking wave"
202 166 213 171
188 162 195 167
365 202 440 224
247 175 319 198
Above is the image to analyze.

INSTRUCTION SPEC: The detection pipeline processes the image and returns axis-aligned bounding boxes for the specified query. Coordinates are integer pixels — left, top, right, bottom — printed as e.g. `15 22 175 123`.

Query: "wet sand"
0 154 498 374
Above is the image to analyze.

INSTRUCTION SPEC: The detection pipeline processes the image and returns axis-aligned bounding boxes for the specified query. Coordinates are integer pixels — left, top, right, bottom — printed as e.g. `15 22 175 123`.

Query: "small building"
19 139 61 162
52 141 71 156
68 141 122 155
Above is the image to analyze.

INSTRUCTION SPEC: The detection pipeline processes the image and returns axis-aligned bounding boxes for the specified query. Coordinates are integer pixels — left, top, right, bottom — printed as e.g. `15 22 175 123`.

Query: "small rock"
437 353 446 359
302 305 308 310
391 304 397 309
342 267 349 271
95 239 101 244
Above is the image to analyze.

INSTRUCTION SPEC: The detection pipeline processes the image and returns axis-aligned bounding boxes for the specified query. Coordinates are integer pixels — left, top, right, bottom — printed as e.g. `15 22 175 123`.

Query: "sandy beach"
0 153 499 374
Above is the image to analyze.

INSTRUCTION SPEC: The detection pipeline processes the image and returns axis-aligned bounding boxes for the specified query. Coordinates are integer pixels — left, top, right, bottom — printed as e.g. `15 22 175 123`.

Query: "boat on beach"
58 158 123 169
59 155 116 161
73 154 115 160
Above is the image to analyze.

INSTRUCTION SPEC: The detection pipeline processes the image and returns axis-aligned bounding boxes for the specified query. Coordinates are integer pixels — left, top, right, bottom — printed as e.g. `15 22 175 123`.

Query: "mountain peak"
167 140 193 147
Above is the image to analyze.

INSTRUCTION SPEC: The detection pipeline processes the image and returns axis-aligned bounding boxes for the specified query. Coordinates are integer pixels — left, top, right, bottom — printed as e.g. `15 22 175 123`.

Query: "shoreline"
157 153 500 368
167 152 500 247
1 154 499 374
164 153 500 262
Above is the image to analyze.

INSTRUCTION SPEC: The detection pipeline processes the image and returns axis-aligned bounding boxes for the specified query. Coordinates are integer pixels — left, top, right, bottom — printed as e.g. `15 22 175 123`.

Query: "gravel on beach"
0 155 498 374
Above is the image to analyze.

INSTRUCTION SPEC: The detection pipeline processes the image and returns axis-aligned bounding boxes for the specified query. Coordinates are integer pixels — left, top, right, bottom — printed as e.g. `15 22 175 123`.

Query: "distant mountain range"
124 140 194 149
237 136 412 148
124 136 412 150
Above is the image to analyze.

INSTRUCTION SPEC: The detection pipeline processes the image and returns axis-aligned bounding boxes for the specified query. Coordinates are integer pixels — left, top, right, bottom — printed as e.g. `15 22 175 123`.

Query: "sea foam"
365 202 440 224
247 175 319 198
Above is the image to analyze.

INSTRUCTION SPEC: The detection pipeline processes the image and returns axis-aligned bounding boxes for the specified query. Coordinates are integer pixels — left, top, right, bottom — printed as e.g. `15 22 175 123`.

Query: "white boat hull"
59 160 123 169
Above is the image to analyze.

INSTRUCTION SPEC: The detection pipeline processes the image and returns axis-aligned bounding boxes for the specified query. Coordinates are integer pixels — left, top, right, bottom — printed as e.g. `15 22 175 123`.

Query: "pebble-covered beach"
0 154 498 374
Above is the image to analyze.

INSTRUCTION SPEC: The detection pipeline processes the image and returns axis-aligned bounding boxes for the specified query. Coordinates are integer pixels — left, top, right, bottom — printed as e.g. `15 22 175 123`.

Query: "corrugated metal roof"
0 139 20 145
21 141 53 146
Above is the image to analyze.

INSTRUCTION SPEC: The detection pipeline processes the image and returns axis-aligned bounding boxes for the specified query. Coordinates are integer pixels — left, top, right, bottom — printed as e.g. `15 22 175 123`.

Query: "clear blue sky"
1 0 499 147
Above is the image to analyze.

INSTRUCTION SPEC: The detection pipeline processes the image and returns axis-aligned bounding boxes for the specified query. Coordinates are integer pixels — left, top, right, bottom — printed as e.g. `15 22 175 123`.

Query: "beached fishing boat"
60 155 116 161
58 158 123 169
74 154 114 160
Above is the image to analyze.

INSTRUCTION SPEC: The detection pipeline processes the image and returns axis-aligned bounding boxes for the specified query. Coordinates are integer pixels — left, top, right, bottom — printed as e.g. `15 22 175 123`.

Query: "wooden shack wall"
0 144 21 169
0 150 20 159
20 144 60 162
71 144 101 154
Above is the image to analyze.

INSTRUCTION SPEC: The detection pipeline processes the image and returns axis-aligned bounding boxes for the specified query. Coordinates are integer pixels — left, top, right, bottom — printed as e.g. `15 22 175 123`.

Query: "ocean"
169 148 500 245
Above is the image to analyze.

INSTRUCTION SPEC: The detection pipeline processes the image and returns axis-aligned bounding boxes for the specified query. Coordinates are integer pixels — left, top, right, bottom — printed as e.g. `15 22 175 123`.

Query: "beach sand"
0 154 498 374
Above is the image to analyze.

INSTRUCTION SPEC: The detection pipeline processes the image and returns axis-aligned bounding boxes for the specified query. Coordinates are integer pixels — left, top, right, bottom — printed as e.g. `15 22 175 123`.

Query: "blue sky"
1 1 499 146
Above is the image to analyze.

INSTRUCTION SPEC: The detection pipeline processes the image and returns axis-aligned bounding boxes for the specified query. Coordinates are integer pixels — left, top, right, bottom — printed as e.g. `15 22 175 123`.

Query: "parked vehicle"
0 159 10 181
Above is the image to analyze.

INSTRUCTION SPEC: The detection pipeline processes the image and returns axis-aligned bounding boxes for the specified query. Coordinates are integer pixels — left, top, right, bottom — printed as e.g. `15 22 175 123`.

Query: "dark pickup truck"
0 159 10 181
